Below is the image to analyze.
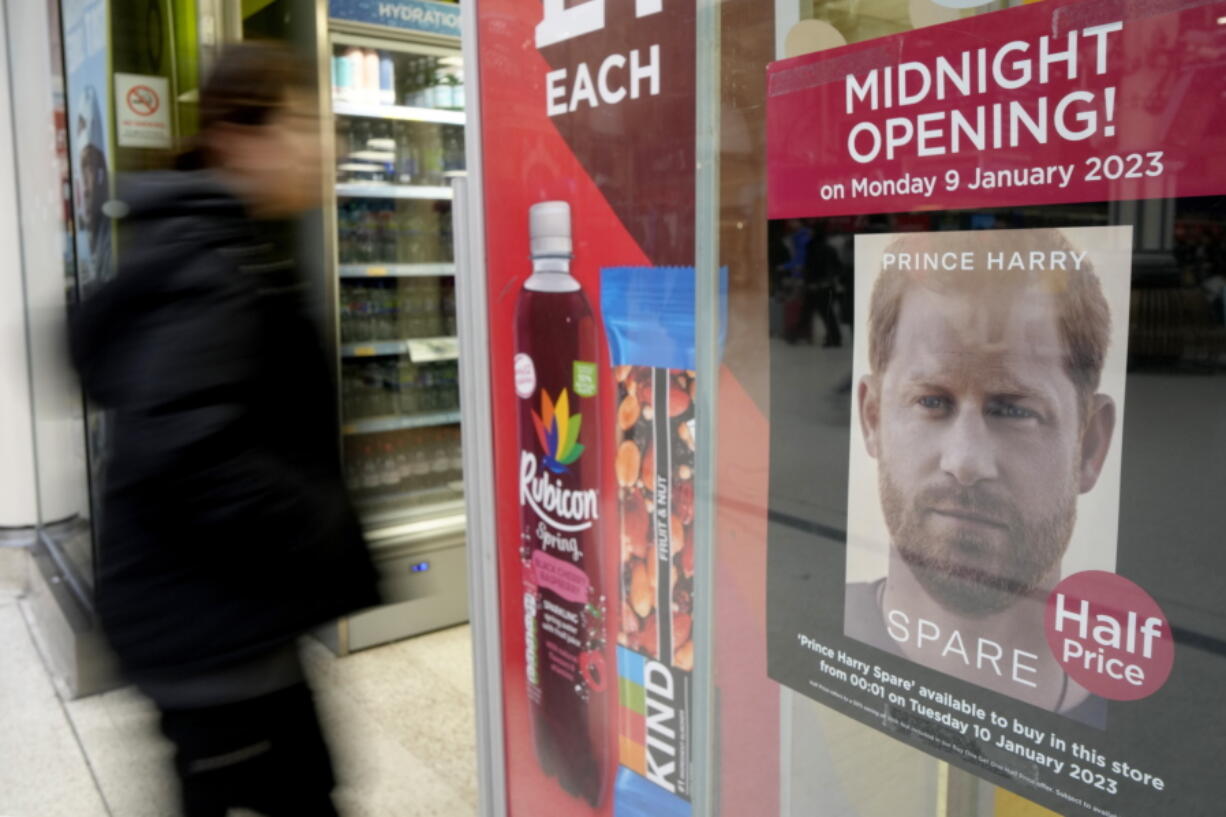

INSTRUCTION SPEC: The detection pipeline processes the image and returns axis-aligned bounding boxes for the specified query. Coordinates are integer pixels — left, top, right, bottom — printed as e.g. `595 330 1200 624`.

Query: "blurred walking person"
71 43 379 817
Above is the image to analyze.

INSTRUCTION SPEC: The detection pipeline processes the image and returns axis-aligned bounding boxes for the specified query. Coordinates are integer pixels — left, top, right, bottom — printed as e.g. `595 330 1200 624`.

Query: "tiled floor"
0 550 479 817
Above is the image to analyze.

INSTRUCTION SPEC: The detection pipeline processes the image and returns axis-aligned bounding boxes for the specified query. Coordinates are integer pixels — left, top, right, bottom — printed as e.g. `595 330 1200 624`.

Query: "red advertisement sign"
768 0 1226 218
475 0 712 814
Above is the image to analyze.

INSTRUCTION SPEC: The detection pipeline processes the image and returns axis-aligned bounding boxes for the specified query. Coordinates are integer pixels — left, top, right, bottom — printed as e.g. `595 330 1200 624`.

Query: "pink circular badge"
1045 571 1174 701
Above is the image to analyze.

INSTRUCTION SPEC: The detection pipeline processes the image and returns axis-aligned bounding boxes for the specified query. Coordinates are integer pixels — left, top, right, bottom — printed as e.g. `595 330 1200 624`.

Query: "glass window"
700 2 1226 816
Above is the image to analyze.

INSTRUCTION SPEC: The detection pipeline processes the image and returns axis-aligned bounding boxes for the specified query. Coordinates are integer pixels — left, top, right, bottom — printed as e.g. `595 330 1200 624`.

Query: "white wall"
6 0 91 527
0 1 38 528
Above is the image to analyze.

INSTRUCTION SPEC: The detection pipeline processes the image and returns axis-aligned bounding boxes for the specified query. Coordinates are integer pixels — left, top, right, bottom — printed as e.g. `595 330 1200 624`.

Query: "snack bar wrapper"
600 266 725 817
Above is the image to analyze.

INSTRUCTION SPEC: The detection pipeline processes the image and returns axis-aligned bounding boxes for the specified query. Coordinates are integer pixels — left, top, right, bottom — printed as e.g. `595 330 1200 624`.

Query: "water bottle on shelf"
424 128 444 185
396 124 417 185
441 126 463 173
361 445 381 492
440 208 454 262
375 204 395 262
430 431 451 481
442 284 457 336
396 437 413 484
379 51 396 106
377 285 396 340
380 442 401 490
397 359 419 414
341 48 363 103
448 429 464 484
448 362 461 410
411 444 431 491
382 361 399 415
361 49 380 106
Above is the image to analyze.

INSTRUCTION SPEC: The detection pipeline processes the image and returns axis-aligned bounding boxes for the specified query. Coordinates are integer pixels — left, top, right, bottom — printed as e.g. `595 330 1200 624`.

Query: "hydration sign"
329 0 461 39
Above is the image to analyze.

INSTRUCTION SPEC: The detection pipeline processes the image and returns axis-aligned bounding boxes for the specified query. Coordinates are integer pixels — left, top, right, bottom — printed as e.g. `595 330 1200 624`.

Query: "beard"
879 464 1076 617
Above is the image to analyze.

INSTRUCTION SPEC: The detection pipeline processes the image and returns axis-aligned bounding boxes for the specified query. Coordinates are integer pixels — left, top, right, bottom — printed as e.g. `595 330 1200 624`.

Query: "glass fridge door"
329 35 466 530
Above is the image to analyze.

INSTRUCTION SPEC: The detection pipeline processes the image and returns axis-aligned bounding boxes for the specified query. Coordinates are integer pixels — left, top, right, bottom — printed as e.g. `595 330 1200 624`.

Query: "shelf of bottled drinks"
331 40 468 511
338 263 456 278
332 101 465 126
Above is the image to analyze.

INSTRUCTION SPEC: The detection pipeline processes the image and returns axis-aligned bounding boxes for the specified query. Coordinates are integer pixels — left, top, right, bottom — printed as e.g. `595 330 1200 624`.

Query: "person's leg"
818 290 842 347
159 683 339 817
159 702 255 817
244 683 340 817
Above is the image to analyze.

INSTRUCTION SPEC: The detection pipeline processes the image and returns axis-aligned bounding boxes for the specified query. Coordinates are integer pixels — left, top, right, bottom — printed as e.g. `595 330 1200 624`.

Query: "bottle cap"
529 201 572 259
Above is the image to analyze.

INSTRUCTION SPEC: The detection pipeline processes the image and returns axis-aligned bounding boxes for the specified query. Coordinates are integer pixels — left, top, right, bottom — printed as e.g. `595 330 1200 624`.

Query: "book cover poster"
843 226 1132 728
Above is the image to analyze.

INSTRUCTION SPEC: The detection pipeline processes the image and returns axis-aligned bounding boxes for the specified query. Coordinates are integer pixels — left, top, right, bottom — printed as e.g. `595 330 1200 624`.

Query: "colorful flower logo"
532 388 585 474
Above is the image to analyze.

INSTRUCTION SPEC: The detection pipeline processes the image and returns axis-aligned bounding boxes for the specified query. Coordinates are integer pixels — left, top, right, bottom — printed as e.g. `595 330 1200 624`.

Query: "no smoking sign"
126 84 160 117
115 73 171 149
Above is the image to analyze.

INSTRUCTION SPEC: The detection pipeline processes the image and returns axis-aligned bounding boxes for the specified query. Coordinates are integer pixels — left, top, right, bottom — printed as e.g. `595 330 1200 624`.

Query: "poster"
476 0 716 815
767 1 1226 816
844 223 1136 727
62 0 111 294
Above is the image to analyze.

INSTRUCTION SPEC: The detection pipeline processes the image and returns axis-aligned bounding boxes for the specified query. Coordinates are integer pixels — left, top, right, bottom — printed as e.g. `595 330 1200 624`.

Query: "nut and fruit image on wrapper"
601 266 726 817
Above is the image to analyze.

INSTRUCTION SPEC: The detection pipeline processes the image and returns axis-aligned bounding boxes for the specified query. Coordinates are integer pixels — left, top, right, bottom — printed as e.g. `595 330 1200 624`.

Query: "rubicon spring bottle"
514 201 609 807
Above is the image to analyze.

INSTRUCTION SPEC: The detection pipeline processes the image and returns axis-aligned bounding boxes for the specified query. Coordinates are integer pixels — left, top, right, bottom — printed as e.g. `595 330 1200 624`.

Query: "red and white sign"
115 73 171 150
767 0 1226 218
1047 571 1175 701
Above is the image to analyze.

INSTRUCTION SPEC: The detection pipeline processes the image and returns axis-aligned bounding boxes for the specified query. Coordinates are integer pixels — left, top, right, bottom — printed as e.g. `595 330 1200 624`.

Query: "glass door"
329 34 466 530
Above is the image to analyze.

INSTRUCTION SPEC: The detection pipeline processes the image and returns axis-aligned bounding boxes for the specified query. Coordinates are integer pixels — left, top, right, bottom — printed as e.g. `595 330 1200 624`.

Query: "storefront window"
706 1 1226 815
467 0 1226 814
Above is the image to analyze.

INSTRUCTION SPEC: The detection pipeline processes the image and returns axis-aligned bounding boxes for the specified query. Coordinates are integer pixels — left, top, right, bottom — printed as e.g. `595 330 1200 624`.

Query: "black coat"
71 172 379 679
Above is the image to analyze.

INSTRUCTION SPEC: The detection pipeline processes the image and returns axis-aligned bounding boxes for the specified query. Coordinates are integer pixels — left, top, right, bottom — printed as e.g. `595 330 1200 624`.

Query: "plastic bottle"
451 430 464 483
342 48 364 103
513 201 609 806
360 445 381 492
379 51 396 106
396 124 416 185
396 437 413 483
362 49 380 106
397 359 419 414
430 431 451 481
378 442 400 490
411 445 431 491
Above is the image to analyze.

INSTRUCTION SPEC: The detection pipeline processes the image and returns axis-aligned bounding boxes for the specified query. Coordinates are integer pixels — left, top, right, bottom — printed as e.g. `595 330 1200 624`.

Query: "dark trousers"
158 682 339 817
816 288 842 347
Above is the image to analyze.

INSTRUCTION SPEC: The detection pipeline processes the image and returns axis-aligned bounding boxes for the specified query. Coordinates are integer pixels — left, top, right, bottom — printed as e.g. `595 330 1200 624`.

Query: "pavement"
0 547 479 817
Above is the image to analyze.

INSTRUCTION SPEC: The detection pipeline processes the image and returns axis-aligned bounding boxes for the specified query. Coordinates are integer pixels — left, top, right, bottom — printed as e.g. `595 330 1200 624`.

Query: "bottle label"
515 353 537 398
518 375 604 698
573 360 597 397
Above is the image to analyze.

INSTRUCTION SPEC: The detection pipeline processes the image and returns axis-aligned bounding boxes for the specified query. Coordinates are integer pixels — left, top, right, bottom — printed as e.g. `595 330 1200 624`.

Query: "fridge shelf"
341 336 459 360
342 340 407 357
333 101 466 126
339 263 456 278
336 183 453 200
342 411 462 436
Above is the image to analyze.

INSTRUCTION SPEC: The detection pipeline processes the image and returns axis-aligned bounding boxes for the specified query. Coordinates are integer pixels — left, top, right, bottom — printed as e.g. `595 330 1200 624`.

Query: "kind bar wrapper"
601 267 725 817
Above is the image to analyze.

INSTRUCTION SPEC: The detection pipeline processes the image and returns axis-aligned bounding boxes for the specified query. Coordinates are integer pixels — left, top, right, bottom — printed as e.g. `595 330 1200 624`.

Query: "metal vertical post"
456 2 508 812
692 0 722 813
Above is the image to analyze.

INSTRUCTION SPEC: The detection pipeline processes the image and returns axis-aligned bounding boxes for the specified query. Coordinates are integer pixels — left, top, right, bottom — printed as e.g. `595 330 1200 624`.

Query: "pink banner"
533 548 591 605
767 0 1226 219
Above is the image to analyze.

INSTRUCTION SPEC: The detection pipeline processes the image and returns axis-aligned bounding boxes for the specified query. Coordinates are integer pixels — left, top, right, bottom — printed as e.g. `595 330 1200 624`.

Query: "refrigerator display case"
318 17 470 653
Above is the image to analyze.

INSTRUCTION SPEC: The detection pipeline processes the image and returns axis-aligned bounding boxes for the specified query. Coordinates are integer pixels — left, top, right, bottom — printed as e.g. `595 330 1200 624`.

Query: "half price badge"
1045 571 1174 701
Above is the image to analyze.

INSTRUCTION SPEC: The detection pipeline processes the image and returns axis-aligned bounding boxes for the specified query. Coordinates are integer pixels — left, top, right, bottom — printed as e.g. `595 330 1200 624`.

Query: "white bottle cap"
529 201 572 258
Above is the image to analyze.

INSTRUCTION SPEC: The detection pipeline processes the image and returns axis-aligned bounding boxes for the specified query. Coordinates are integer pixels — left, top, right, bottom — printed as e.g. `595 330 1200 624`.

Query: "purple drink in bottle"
514 201 609 806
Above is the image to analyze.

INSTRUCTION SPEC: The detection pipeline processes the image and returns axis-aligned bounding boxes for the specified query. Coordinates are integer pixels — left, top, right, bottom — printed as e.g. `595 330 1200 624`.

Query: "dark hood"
70 171 250 408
